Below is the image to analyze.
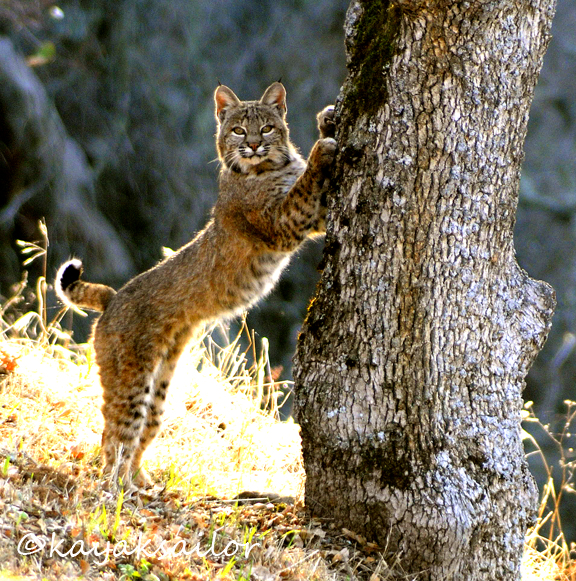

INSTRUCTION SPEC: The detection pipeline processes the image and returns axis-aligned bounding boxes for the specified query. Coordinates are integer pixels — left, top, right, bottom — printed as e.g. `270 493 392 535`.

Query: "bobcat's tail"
55 259 116 313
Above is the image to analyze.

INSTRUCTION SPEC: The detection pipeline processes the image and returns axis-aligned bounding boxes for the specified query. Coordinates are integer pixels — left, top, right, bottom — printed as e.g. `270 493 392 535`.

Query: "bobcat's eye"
261 125 274 135
232 127 245 135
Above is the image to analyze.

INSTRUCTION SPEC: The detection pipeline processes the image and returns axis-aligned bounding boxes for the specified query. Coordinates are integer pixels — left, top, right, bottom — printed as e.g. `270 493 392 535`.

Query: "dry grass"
153 329 304 500
0 319 304 499
522 403 576 581
0 248 575 579
0 304 384 580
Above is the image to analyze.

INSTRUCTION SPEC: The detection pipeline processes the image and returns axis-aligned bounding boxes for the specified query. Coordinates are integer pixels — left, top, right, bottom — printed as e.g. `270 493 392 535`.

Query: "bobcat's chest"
250 252 291 295
221 252 291 315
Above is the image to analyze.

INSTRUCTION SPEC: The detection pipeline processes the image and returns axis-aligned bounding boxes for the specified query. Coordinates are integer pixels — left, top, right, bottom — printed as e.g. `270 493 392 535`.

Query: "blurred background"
1 0 575 539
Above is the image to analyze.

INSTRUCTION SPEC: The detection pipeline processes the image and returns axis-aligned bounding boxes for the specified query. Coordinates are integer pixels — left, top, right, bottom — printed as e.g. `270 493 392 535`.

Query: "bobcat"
55 82 336 487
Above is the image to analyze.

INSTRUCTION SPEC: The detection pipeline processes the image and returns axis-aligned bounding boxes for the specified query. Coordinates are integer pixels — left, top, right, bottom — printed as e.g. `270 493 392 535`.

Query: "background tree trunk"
0 37 134 290
293 1 556 579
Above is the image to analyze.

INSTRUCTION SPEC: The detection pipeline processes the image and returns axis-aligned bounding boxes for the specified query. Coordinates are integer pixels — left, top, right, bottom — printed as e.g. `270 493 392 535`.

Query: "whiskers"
220 142 291 174
223 149 245 173
277 145 292 165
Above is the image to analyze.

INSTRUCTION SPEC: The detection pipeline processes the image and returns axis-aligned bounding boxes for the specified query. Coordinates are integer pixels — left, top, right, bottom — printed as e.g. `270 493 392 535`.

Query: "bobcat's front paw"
317 105 336 139
310 137 337 175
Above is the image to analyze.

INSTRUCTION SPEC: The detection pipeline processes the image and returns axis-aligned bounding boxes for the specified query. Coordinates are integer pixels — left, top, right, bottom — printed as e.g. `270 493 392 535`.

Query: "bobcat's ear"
215 85 241 122
260 82 287 116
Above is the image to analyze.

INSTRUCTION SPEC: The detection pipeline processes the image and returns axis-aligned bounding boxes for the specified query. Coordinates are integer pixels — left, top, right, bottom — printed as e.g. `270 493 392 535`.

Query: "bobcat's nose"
248 142 260 152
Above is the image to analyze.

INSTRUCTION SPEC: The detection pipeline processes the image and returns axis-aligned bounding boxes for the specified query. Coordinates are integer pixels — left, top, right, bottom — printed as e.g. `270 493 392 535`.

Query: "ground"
0 301 573 580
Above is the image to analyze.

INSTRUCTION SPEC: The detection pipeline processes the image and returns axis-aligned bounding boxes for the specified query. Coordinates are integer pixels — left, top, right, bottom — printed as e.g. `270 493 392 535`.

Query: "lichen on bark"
341 0 401 120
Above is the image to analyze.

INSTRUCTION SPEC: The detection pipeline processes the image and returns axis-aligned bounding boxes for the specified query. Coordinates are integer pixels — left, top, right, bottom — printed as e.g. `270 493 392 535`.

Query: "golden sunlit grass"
0 311 339 580
0 320 303 500
154 329 303 499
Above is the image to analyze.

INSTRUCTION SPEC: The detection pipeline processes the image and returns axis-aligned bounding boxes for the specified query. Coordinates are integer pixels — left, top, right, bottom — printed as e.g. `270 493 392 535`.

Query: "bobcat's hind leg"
131 331 189 485
99 361 159 488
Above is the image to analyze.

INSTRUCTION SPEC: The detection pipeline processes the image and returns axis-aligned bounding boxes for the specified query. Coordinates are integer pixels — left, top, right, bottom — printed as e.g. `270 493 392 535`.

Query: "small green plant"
118 563 140 580
235 564 253 581
89 504 111 541
117 560 153 580
15 512 28 528
220 556 237 576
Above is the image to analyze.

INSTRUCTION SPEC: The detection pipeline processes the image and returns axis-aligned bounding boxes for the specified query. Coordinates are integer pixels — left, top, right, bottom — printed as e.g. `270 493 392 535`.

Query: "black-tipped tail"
55 258 83 306
59 259 82 292
55 258 115 313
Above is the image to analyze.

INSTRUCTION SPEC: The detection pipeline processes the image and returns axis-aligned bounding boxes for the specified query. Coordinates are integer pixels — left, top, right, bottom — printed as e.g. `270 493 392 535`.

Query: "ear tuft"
215 85 241 122
260 82 286 115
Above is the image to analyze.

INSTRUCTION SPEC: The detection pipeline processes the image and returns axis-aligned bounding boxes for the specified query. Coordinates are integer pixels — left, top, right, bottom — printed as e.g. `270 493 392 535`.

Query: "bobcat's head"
215 82 294 173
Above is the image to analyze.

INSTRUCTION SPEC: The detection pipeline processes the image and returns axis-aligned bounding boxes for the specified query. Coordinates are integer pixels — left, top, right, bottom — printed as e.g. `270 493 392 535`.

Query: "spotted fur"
55 83 336 487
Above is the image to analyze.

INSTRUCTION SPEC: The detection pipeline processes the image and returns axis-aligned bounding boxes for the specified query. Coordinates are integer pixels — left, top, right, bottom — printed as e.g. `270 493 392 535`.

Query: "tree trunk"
293 1 556 579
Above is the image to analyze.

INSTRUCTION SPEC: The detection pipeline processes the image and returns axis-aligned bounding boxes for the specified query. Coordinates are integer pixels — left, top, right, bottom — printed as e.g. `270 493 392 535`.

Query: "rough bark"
293 1 556 579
